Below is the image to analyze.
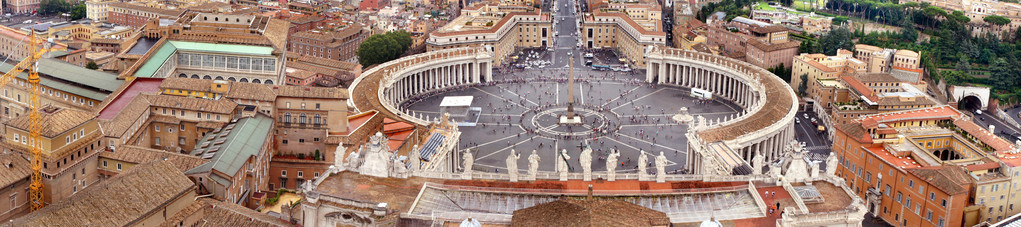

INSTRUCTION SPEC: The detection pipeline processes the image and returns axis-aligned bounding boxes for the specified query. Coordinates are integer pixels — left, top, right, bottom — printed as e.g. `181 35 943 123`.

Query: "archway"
958 95 983 113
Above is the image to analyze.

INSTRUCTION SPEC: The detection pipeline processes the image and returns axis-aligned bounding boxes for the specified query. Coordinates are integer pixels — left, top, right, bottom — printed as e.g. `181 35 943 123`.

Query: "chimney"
587 185 593 200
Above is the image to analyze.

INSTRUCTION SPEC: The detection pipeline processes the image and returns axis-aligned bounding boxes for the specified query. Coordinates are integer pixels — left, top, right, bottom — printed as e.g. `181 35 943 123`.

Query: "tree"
816 26 855 55
990 58 1017 90
798 74 809 97
38 0 71 16
85 61 98 70
984 15 1011 26
70 4 85 20
356 31 413 66
955 55 970 74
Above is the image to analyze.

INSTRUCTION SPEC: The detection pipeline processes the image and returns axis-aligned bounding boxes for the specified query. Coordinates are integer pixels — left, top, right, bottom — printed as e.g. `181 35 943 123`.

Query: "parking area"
507 48 552 69
583 49 633 72
0 14 64 27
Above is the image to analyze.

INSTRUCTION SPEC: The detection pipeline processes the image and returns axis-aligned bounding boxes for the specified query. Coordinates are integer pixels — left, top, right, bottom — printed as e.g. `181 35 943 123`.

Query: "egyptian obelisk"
560 56 582 124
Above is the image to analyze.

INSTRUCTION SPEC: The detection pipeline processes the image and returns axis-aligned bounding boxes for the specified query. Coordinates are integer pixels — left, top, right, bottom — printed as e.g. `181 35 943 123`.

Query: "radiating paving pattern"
408 184 765 223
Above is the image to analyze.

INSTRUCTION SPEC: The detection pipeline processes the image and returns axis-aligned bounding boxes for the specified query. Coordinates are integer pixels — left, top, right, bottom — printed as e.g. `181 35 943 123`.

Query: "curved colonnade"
645 46 798 175
349 47 493 125
350 46 797 176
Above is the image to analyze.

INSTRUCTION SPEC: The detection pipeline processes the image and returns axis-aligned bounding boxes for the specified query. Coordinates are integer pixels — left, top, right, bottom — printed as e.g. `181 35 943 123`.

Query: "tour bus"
691 88 712 100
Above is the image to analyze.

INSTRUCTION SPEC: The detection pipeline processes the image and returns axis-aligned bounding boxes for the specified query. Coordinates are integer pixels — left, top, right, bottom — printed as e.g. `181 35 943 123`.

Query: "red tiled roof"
907 166 972 195
954 118 1016 152
841 75 876 101
965 161 1000 171
858 106 961 129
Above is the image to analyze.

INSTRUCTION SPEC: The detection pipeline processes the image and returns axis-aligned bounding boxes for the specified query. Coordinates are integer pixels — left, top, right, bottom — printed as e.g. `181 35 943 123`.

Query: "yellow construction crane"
0 31 53 211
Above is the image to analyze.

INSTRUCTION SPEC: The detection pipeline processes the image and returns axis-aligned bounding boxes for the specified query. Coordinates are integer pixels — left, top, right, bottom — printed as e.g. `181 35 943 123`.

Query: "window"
180 125 185 131
297 171 303 178
926 210 932 221
299 139 304 143
155 125 160 132
314 172 319 178
885 185 892 196
897 192 902 202
281 170 287 177
116 163 122 170
102 160 107 167
155 137 161 146
282 140 288 144
909 180 914 188
942 199 947 207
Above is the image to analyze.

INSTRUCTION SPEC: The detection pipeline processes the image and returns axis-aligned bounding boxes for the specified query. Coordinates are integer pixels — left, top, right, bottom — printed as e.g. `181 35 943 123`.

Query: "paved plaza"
402 69 743 174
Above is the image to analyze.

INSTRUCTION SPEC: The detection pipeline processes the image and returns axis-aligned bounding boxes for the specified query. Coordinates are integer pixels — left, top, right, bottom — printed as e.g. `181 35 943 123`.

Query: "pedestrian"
771 191 775 198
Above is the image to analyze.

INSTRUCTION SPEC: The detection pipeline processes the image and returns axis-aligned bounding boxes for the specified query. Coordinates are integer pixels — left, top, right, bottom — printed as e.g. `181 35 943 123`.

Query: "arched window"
252 79 262 84
228 77 236 82
264 80 273 85
215 76 224 80
240 78 249 83
178 73 187 78
202 75 212 80
299 114 307 124
314 114 321 125
283 113 291 123
191 74 199 79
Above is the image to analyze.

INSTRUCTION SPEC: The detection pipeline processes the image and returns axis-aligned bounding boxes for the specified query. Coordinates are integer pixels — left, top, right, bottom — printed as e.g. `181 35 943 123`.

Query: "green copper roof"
133 41 275 78
185 115 273 185
0 58 122 101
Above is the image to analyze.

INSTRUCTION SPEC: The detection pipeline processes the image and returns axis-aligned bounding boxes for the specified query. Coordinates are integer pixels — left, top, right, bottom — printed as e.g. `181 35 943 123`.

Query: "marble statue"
462 149 474 180
557 149 571 181
606 149 620 181
506 149 520 182
826 153 838 177
408 145 421 172
638 150 649 181
334 144 347 170
752 150 764 175
580 145 593 181
344 149 361 170
358 132 393 178
391 158 409 178
655 151 668 183
528 150 540 180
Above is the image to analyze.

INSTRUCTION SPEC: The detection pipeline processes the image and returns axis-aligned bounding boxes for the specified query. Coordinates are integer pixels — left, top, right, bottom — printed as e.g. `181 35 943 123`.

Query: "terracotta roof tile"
0 153 30 187
147 94 238 114
101 145 209 172
6 107 95 138
7 160 194 226
160 198 292 227
907 166 972 195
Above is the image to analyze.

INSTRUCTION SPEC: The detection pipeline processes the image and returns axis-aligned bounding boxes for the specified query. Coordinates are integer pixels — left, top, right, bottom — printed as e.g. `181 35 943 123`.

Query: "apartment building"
833 106 1021 227
0 153 30 222
581 12 667 68
791 50 867 97
86 0 120 21
107 2 186 27
854 44 923 83
0 58 123 120
289 22 369 62
142 94 237 152
2 106 104 205
97 144 208 179
705 16 800 69
426 3 553 66
186 114 274 207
